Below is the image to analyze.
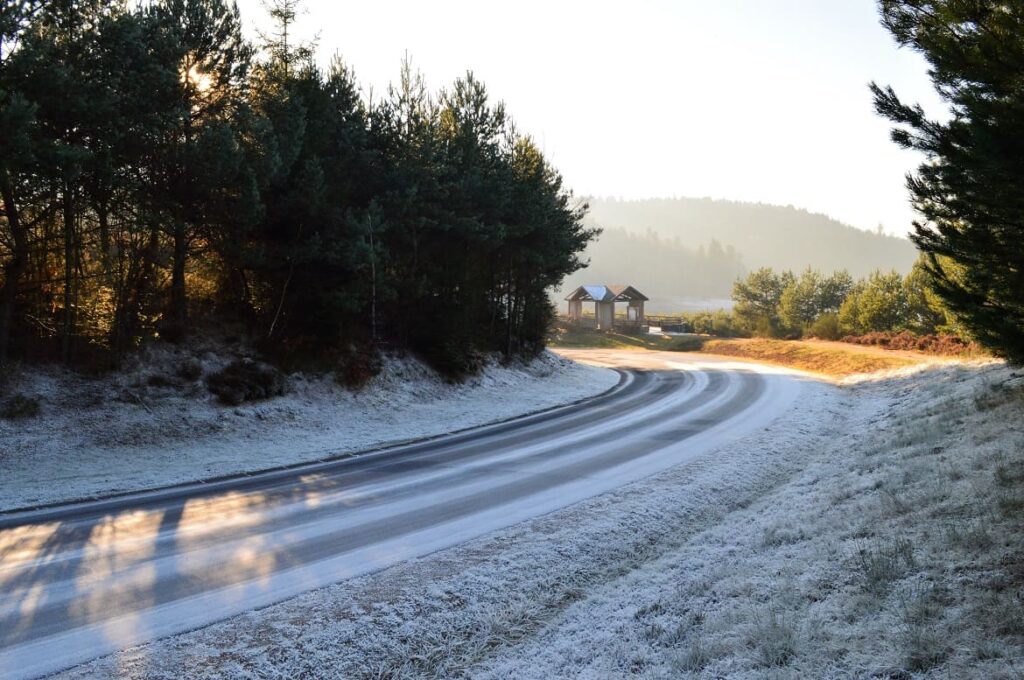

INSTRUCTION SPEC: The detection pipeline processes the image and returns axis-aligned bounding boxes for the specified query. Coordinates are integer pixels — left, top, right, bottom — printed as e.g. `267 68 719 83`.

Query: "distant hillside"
586 197 918 275
557 197 920 313
558 229 743 313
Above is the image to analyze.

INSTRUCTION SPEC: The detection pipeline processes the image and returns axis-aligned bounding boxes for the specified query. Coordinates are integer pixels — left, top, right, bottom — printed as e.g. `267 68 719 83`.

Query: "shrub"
206 359 287 406
806 313 841 340
666 335 705 352
418 341 485 380
335 346 383 389
677 310 746 338
1 394 41 420
710 310 746 338
841 331 980 356
681 311 714 335
176 359 203 382
146 373 176 388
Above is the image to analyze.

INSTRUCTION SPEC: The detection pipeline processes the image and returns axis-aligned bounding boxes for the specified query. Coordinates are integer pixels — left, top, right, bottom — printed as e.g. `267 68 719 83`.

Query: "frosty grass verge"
0 347 618 511
53 360 1024 679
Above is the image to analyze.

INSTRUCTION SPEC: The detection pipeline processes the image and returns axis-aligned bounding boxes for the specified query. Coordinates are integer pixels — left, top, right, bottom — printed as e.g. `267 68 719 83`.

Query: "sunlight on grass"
549 329 704 352
550 329 921 377
700 338 919 376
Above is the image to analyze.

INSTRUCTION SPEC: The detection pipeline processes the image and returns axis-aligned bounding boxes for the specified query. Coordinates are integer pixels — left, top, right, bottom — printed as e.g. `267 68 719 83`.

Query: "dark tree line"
0 0 596 377
872 0 1024 364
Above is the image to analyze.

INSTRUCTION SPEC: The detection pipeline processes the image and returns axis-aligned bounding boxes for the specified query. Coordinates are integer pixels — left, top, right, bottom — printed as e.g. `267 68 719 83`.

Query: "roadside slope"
475 361 1022 678
50 357 1022 680
0 349 618 511
51 354 842 679
551 332 958 378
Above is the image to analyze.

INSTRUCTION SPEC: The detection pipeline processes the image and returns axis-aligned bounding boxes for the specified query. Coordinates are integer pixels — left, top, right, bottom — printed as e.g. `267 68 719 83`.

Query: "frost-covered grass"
472 361 1024 678
53 374 842 679
49 360 1024 679
0 342 618 511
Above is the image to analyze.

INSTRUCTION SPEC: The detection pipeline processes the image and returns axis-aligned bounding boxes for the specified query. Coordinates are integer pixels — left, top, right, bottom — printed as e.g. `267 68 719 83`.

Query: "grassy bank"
699 338 920 376
549 329 706 352
549 328 924 377
473 364 1023 677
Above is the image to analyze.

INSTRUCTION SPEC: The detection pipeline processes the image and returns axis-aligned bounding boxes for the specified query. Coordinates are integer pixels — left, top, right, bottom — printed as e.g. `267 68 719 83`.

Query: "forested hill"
582 197 919 280
558 229 744 312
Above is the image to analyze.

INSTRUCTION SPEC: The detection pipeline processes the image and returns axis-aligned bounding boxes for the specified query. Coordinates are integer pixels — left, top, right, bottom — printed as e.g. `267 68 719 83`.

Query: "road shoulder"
53 361 844 679
0 351 618 512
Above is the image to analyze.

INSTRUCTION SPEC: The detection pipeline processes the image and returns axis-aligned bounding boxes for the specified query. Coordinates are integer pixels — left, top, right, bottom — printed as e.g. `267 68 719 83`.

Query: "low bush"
335 346 383 389
806 313 841 340
710 311 746 338
142 358 203 389
418 341 486 380
206 359 287 406
842 331 981 356
675 310 747 338
1 394 41 420
665 335 705 352
146 373 176 388
176 359 204 382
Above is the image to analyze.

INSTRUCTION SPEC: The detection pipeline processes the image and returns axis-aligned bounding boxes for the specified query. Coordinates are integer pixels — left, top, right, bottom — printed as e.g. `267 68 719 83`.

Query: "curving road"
0 350 808 679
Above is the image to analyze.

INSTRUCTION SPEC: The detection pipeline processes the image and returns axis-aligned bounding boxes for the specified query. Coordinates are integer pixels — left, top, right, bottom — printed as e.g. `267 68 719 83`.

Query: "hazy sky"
234 0 947 237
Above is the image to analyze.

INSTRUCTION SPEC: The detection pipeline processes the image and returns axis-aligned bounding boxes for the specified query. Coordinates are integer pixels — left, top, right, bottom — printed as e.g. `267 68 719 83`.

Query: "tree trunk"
113 224 160 355
168 222 188 342
369 223 377 343
97 205 112 276
61 184 76 364
505 255 514 357
0 169 29 372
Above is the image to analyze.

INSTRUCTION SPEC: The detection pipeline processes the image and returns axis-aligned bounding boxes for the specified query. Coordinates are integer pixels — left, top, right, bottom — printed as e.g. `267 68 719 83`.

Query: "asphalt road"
0 350 806 679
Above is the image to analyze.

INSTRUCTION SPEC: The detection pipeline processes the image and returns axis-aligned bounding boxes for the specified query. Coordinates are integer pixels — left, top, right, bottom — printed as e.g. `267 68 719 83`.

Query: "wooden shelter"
564 285 648 331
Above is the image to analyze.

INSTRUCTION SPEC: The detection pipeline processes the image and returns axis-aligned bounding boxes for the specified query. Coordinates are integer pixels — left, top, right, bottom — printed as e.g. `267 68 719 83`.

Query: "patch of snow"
0 347 618 511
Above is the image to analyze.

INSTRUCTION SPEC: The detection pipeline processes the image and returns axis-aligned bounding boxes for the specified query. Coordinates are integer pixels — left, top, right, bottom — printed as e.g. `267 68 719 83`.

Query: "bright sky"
234 0 947 237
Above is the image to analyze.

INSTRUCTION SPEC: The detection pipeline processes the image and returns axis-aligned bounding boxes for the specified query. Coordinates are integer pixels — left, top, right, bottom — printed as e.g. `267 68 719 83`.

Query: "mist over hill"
557 197 920 313
557 229 744 313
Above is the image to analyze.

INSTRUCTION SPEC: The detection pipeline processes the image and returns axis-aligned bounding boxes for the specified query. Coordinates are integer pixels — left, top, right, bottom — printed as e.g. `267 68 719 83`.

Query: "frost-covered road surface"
0 352 810 679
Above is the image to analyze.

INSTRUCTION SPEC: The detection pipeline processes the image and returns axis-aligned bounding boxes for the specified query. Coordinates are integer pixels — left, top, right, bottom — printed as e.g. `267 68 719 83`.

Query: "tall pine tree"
871 0 1024 363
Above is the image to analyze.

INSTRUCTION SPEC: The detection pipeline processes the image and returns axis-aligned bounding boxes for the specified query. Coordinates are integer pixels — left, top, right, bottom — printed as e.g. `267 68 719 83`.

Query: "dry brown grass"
550 328 941 377
842 331 985 357
698 338 922 377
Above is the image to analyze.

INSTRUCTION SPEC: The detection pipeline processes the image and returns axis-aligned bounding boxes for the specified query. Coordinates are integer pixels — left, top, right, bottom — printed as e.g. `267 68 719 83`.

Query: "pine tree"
732 268 793 336
0 0 597 374
779 268 823 331
817 270 854 316
904 256 948 335
0 1 41 370
258 0 315 77
855 269 908 333
148 0 253 342
871 1 1024 363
